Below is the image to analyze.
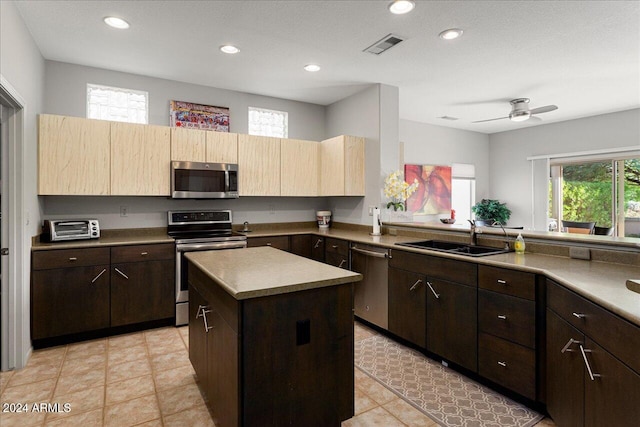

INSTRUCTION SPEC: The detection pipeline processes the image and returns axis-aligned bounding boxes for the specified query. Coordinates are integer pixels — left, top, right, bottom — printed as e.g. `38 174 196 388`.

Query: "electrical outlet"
120 206 128 217
268 204 275 215
368 206 374 216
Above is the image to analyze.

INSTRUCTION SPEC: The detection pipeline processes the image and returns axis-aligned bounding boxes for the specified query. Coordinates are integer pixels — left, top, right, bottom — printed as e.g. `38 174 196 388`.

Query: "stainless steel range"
168 209 247 326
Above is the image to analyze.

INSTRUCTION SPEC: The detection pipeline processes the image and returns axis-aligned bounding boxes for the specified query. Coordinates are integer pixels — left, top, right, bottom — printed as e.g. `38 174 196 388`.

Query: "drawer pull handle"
141 252 148 256
91 268 107 284
196 304 209 318
338 259 346 268
427 281 440 299
69 257 78 262
314 239 323 248
409 279 423 292
572 312 586 319
579 345 601 381
266 243 272 246
114 267 129 280
497 361 507 367
497 279 507 284
561 338 581 353
201 309 214 332
332 245 339 249
497 315 507 320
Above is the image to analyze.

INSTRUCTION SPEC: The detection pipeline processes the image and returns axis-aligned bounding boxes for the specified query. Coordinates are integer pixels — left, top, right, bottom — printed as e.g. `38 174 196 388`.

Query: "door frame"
0 75 27 371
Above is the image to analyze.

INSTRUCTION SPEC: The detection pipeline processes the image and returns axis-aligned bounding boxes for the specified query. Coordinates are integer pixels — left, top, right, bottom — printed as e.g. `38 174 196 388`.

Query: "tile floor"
0 323 556 427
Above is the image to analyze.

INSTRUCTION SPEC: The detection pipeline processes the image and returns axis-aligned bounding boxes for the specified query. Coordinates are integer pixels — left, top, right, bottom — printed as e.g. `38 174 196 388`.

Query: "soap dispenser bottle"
514 233 526 254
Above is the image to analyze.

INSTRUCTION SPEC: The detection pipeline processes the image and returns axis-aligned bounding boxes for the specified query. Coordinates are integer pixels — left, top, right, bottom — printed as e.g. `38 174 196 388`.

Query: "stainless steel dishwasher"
351 243 389 329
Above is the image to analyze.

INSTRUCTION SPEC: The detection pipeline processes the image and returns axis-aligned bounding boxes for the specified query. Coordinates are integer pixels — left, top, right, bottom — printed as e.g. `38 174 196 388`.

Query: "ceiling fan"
473 98 558 123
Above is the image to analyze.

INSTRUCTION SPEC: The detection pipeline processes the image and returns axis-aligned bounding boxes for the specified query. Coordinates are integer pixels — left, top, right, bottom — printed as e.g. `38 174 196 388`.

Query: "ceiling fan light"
510 111 531 122
388 0 415 15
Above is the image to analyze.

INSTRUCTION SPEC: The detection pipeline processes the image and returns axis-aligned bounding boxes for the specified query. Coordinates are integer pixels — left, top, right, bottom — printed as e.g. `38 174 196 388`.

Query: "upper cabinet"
171 128 238 164
280 138 319 197
319 135 365 196
238 134 281 196
111 122 171 196
38 114 111 195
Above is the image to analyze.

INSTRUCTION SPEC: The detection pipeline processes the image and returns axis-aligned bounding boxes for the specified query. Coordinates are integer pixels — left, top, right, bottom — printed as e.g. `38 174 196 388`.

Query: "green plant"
472 199 512 224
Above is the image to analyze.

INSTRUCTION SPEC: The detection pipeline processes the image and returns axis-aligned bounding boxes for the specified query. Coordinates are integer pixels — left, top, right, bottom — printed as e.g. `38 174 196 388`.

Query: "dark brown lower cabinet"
31 264 110 339
290 234 312 258
388 267 426 348
426 277 477 372
188 261 354 427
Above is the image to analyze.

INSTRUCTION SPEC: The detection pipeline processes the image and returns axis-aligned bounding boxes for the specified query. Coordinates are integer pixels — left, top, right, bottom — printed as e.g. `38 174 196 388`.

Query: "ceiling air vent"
363 34 405 55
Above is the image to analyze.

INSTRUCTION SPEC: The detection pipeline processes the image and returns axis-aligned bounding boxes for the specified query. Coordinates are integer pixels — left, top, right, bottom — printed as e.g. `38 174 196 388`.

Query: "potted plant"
472 199 511 226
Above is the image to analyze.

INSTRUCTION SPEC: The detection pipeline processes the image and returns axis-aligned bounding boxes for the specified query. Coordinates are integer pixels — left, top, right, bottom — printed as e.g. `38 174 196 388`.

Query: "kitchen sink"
395 240 510 257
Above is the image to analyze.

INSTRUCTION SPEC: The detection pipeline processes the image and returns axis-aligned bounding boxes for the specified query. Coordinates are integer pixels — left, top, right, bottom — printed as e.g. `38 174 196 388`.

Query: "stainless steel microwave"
171 161 239 199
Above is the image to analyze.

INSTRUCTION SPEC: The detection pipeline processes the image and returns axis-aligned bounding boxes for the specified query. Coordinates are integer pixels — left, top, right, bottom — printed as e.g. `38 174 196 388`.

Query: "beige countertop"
31 228 173 250
244 226 640 327
185 246 362 300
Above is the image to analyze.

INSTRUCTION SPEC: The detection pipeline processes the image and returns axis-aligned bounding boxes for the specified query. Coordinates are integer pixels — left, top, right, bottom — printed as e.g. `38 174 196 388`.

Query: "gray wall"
489 108 640 228
42 61 332 227
0 0 46 369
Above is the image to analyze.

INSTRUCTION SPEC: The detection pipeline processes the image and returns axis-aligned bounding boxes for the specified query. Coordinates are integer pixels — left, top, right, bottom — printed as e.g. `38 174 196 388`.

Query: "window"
87 84 148 124
451 163 476 223
248 107 288 138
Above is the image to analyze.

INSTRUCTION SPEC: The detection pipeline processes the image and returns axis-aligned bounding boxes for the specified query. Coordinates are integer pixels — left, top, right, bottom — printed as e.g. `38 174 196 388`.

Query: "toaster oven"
41 219 100 242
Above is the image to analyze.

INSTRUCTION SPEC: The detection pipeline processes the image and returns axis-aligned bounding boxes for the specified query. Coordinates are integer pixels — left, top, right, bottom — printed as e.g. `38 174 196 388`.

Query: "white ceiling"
14 0 640 134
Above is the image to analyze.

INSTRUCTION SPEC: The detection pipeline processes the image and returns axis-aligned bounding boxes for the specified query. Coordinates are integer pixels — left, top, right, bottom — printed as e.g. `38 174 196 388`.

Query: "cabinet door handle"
579 344 601 381
196 304 208 318
497 315 507 320
266 243 272 246
497 361 507 367
314 239 323 248
91 268 107 284
140 252 148 256
201 309 214 332
497 279 507 285
332 245 339 249
409 279 423 292
114 267 129 280
572 312 586 319
427 281 440 299
561 337 581 353
68 257 78 262
338 259 346 268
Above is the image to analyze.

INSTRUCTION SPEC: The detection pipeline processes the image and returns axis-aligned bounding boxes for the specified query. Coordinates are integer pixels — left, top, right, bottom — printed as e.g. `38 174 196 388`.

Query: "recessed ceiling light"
304 64 321 72
388 0 415 15
220 45 240 54
103 16 130 29
439 28 463 40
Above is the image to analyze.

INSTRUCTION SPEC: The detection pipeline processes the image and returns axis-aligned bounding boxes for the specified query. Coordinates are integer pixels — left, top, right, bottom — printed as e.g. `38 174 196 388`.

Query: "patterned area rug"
355 334 544 427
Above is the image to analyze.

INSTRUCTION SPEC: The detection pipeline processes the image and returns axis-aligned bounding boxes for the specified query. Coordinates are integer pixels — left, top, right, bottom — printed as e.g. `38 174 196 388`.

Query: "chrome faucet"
468 220 478 246
492 221 511 250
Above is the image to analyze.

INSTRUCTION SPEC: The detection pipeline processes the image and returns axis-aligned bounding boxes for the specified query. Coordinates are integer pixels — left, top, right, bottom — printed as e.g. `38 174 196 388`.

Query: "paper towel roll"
372 207 381 235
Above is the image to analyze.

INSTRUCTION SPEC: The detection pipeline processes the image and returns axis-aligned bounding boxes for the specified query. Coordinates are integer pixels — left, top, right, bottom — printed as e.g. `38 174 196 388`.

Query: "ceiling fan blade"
529 105 558 115
472 116 509 123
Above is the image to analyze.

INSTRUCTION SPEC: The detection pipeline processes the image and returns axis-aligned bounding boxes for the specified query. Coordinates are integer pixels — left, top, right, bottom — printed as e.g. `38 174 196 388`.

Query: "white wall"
400 119 491 219
42 61 330 227
489 109 640 229
0 0 46 369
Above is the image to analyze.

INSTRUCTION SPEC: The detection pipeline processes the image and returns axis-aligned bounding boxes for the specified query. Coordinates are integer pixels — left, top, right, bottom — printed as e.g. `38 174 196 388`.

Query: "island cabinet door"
584 338 640 427
388 267 426 348
426 278 477 372
188 285 209 390
546 309 584 427
207 311 239 427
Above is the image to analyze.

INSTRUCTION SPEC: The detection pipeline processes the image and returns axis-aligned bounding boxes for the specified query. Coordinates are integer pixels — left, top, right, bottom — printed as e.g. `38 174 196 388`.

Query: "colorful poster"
404 164 452 215
169 100 229 132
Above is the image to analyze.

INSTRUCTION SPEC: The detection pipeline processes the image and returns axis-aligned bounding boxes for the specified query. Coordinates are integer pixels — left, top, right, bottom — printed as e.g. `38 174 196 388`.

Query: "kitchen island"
185 247 362 427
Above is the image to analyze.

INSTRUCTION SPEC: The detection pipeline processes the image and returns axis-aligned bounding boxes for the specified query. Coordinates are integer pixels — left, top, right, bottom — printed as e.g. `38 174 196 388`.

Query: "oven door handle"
177 241 247 252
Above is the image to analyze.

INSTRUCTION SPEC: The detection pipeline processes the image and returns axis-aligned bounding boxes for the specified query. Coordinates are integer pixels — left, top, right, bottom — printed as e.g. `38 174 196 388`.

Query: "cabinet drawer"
247 236 290 251
326 251 349 269
547 279 640 374
390 249 477 287
32 247 110 270
325 237 348 256
111 243 175 263
478 332 536 400
478 265 535 300
479 290 536 348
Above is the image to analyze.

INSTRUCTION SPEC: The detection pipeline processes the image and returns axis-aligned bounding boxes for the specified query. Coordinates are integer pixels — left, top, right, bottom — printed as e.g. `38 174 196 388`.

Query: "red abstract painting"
404 164 452 215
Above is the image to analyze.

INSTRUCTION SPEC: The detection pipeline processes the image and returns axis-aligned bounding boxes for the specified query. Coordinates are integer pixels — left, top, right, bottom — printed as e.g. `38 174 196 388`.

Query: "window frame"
86 83 149 124
248 106 288 138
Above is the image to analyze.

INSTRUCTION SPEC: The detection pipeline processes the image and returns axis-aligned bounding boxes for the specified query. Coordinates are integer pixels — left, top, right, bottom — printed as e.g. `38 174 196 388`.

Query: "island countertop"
185 246 362 300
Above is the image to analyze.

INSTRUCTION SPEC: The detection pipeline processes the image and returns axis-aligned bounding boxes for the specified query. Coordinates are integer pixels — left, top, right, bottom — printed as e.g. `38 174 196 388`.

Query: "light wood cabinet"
111 122 171 195
281 138 319 196
38 114 111 195
237 134 281 196
206 131 238 163
319 135 365 196
171 127 206 162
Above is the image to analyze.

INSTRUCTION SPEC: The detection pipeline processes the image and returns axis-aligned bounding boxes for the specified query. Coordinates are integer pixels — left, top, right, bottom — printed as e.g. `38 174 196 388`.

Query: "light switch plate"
570 247 590 260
